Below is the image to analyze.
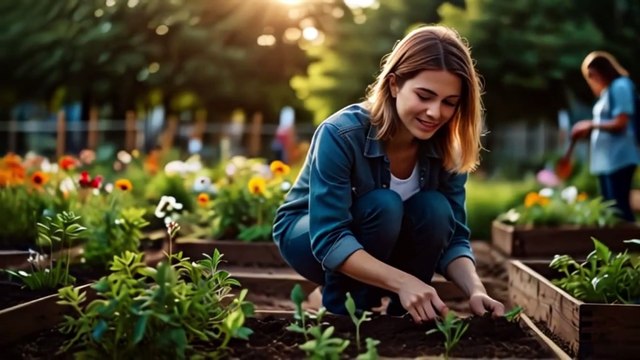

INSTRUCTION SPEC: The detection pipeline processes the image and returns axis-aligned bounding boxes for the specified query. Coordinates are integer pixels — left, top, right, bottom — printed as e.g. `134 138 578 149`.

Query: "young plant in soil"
56 248 254 358
426 312 469 359
550 237 640 303
345 292 373 352
4 211 86 290
504 305 524 322
286 284 351 359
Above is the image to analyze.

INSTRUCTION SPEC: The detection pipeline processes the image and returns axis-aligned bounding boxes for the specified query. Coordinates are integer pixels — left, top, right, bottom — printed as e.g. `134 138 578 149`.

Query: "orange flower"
58 155 77 171
31 171 49 187
524 192 539 208
247 176 267 195
538 196 550 206
197 193 210 207
270 160 290 177
2 153 22 169
577 192 588 202
114 178 133 191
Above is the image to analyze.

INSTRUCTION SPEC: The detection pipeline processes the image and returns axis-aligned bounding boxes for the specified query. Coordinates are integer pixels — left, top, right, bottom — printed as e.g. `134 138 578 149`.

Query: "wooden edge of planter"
519 313 572 360
0 244 86 271
0 283 98 346
252 310 569 360
175 237 289 267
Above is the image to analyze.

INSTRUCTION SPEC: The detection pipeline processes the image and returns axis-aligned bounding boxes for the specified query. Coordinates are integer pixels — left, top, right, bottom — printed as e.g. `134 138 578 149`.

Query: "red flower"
58 155 77 171
79 171 103 189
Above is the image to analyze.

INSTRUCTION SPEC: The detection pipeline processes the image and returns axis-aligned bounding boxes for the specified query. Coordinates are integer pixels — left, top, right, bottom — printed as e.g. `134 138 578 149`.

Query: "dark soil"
7 313 553 359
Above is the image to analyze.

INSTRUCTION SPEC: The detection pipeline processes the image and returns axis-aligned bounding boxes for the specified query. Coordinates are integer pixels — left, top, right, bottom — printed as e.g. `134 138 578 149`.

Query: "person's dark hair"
588 56 622 84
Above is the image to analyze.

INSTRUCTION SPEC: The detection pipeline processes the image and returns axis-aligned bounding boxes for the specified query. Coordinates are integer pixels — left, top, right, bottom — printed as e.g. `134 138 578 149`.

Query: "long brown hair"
364 25 483 173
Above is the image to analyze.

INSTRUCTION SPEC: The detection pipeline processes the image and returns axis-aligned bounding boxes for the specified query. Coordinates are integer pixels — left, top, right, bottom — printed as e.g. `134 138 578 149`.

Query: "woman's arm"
338 249 448 323
445 256 504 316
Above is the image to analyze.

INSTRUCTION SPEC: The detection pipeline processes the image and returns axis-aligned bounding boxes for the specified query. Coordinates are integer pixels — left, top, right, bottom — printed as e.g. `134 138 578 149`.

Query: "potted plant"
508 238 640 358
493 186 639 258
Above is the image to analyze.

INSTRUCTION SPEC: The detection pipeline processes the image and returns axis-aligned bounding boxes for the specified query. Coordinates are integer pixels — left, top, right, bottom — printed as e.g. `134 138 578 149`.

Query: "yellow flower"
114 178 133 191
197 193 210 207
538 196 550 206
524 192 539 208
270 160 290 177
577 192 588 202
248 176 267 195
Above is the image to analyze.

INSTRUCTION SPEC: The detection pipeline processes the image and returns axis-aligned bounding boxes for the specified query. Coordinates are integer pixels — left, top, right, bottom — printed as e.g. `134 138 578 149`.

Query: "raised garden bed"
508 259 640 359
492 220 640 258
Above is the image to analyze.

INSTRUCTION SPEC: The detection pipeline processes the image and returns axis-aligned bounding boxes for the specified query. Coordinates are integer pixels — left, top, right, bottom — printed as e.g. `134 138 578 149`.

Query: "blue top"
272 104 474 276
589 76 640 175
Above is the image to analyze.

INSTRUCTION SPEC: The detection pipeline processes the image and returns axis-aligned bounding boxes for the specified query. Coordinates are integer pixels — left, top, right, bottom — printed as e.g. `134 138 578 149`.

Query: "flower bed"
175 237 288 268
508 259 640 358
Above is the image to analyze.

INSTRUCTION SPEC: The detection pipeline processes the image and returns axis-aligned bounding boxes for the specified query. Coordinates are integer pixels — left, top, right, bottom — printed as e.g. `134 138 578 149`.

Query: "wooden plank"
492 221 640 258
175 238 289 268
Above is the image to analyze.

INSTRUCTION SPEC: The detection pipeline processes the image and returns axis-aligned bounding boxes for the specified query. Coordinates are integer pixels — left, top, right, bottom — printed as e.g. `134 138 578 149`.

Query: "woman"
273 25 504 323
571 51 639 222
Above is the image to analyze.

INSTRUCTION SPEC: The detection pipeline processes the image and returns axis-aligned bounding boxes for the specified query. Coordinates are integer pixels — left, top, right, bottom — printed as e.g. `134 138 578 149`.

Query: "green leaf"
133 314 149 344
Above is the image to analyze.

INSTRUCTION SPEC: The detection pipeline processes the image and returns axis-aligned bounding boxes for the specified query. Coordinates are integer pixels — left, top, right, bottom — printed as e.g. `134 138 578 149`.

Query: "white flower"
561 186 578 204
280 181 292 192
539 188 554 198
117 150 132 164
155 196 183 219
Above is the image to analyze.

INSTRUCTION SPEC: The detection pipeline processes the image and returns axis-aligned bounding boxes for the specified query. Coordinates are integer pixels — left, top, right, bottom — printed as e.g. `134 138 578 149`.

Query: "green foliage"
426 312 469 359
550 238 640 303
504 306 523 322
287 285 350 358
356 338 381 360
345 292 373 353
57 249 254 358
207 157 292 242
0 186 51 248
4 211 85 290
145 174 194 214
496 187 619 227
82 193 149 268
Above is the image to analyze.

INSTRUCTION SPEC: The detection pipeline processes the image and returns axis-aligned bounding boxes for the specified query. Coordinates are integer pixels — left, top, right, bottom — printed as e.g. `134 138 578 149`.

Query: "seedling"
356 338 380 360
345 292 373 352
426 312 469 359
504 305 523 322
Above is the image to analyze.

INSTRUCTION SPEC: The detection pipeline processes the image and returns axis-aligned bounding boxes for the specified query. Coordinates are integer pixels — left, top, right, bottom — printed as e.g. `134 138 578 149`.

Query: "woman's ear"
388 74 398 98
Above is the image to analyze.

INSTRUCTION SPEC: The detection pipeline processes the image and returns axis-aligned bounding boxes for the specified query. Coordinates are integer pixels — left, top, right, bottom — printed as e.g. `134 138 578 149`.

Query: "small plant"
4 211 86 290
550 238 640 303
345 292 373 352
426 312 469 359
57 249 254 358
504 305 524 322
286 284 350 359
356 338 380 360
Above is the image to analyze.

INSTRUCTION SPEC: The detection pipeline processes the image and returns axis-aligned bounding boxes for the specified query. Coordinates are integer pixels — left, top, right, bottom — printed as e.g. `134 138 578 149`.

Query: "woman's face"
390 69 462 141
585 68 606 96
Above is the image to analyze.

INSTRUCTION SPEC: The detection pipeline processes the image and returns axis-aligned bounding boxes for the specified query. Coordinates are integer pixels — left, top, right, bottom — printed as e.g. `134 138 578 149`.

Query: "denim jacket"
273 104 474 275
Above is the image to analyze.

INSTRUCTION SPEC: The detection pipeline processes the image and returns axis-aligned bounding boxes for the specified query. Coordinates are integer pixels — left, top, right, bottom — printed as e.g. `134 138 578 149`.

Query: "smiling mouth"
416 118 437 129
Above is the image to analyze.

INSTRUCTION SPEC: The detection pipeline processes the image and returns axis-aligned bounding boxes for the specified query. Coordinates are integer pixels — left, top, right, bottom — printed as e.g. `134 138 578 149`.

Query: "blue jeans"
276 189 455 315
598 164 637 222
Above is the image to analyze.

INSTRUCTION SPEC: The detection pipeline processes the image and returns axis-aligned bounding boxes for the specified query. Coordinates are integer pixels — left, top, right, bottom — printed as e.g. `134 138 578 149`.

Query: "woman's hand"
571 120 593 140
398 276 448 323
468 292 504 317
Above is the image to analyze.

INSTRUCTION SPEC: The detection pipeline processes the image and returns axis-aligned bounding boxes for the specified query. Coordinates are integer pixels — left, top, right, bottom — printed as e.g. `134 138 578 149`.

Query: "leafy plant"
0 185 51 248
209 157 292 242
497 186 619 227
426 312 469 359
550 238 640 303
4 211 86 290
345 292 373 352
82 192 149 268
356 338 380 360
286 284 350 359
504 305 524 322
57 249 254 358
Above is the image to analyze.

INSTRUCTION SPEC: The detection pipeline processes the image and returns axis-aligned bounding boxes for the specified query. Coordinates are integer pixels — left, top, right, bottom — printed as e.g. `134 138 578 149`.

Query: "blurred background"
1 0 639 238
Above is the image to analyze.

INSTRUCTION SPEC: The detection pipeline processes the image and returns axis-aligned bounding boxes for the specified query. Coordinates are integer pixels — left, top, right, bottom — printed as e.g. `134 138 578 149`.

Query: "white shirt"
390 164 420 201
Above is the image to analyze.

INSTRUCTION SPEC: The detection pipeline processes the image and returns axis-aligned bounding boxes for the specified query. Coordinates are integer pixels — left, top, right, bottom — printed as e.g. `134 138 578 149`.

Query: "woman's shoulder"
612 76 636 92
321 103 371 131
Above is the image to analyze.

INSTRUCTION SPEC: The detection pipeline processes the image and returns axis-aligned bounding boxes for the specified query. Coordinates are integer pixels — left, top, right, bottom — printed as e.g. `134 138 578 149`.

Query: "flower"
197 193 210 207
31 171 49 187
577 192 588 202
114 179 133 191
247 176 267 195
524 192 540 208
58 155 77 171
270 160 291 177
79 171 103 189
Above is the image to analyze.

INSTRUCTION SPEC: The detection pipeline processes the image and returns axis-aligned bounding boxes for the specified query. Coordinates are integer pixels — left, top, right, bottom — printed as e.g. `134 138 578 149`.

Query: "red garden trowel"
555 138 576 180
